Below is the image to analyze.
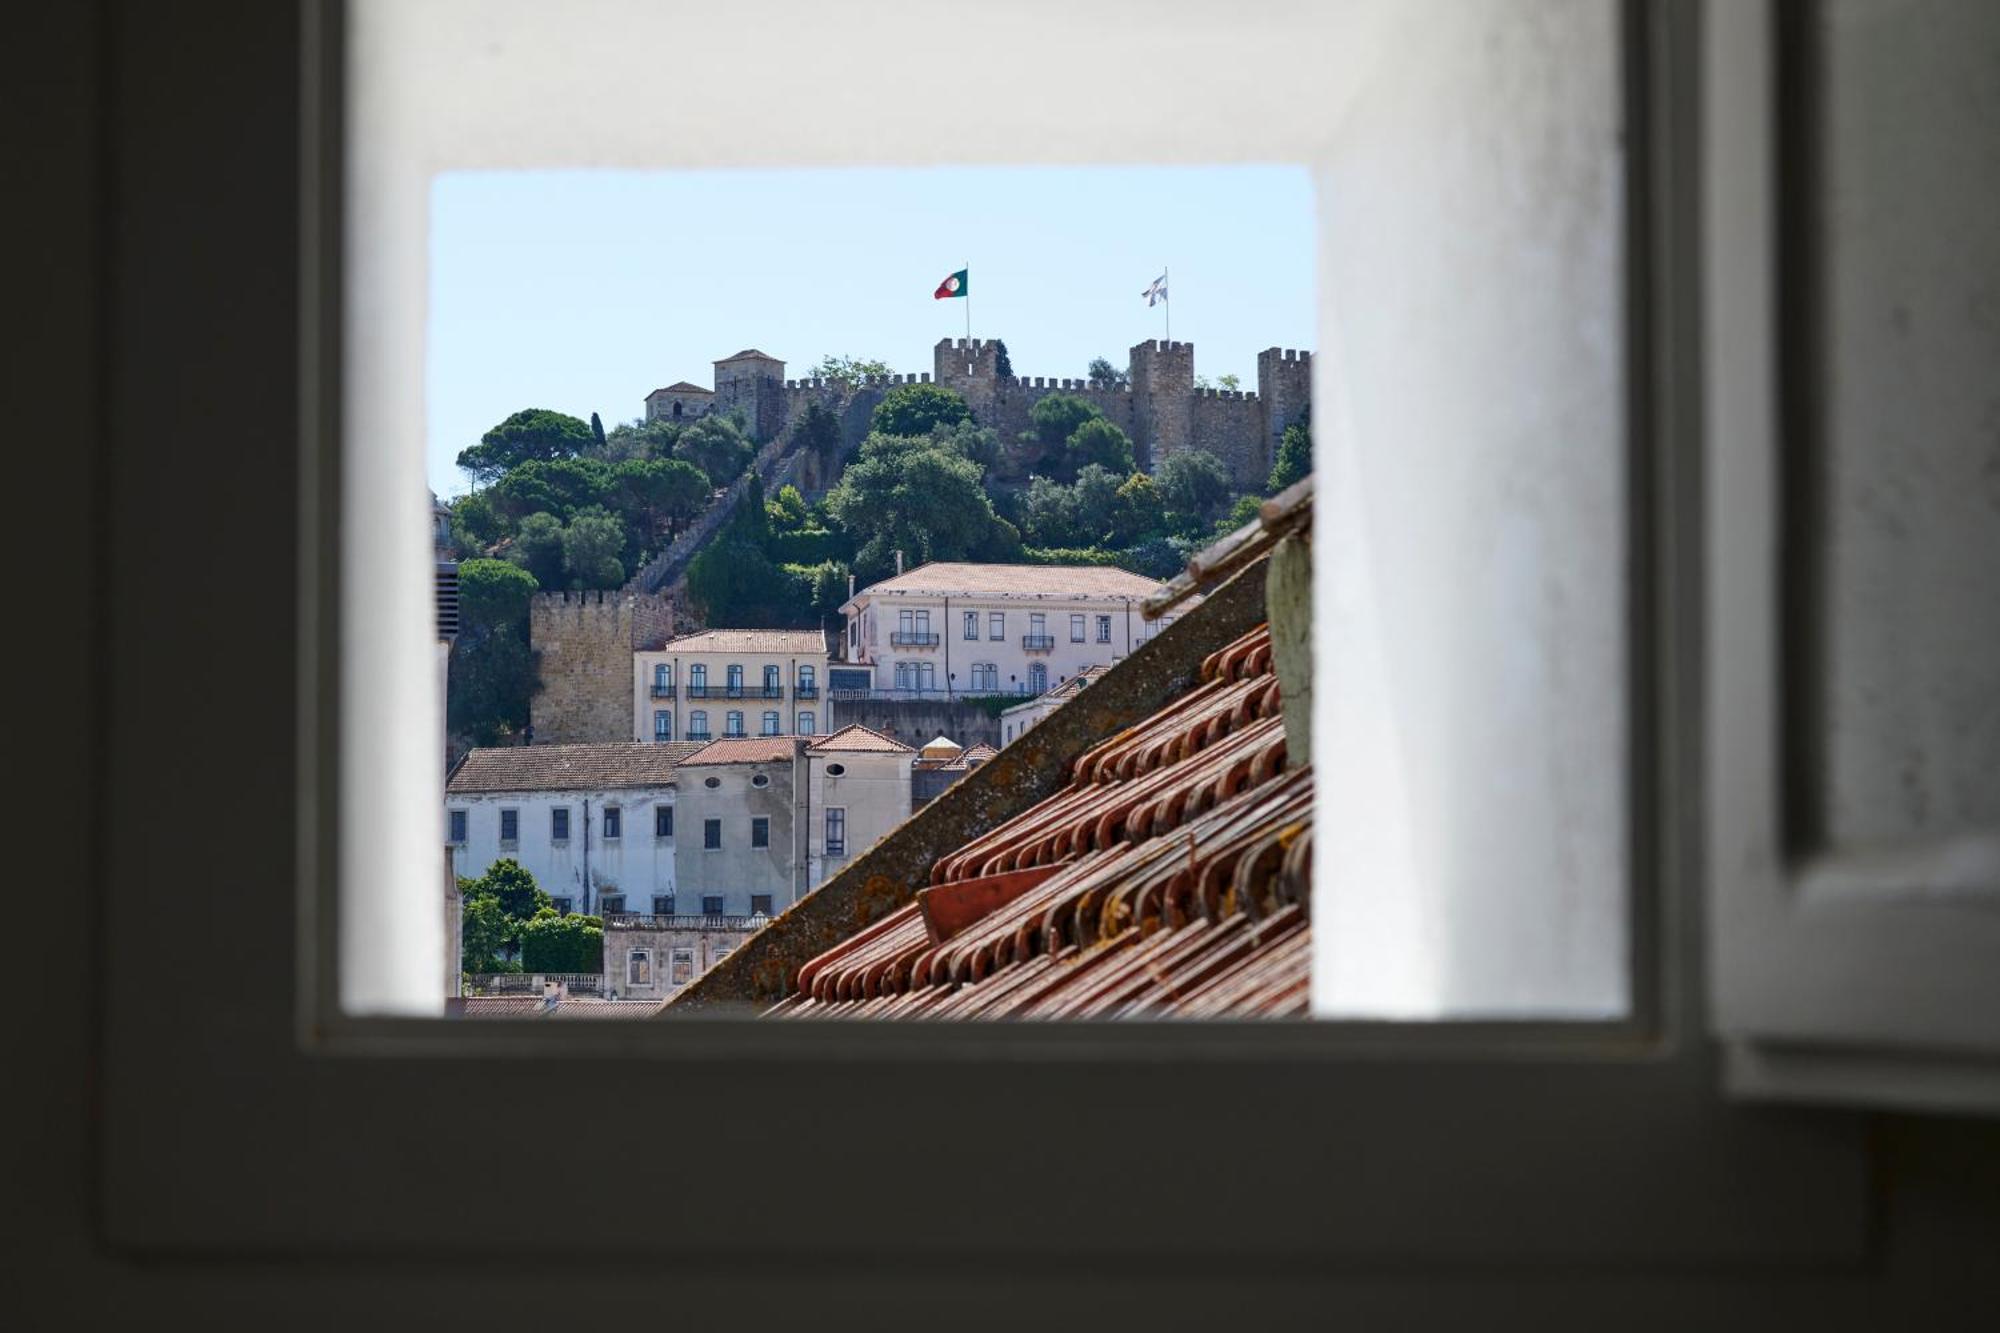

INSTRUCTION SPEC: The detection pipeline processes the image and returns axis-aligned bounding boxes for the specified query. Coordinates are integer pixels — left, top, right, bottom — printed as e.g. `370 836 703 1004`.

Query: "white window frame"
988 611 1004 640
1070 613 1085 642
962 610 978 640
628 949 652 988
97 0 1891 1278
797 710 815 735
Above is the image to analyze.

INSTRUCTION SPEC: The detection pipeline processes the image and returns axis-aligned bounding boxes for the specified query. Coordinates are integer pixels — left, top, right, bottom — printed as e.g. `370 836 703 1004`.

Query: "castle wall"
1257 346 1313 479
529 589 675 743
1191 389 1269 486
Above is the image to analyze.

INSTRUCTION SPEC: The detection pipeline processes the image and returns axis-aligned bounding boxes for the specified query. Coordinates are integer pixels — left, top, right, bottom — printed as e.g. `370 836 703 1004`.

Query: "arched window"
1029 663 1047 694
725 710 745 737
672 400 683 418
688 710 709 740
798 710 815 735
761 711 780 736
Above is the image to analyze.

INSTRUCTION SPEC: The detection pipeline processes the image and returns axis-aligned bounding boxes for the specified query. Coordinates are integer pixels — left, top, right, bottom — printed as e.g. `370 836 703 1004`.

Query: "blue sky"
427 165 1316 496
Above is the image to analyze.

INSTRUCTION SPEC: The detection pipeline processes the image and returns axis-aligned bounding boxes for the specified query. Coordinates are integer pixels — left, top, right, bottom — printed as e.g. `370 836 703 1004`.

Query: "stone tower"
1257 347 1313 475
933 337 1004 421
529 589 675 743
712 349 787 444
1128 339 1195 469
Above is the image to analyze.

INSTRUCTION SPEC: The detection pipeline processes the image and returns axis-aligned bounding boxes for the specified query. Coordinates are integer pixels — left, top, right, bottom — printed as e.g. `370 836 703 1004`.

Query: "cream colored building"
804 725 916 887
836 561 1174 701
999 664 1113 746
633 628 831 744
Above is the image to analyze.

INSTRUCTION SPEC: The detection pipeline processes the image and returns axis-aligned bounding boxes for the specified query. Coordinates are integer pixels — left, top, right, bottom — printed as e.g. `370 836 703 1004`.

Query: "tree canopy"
810 353 892 383
675 414 754 489
1268 404 1311 493
1064 417 1136 478
1025 393 1100 451
519 907 603 974
456 408 594 483
1087 356 1129 389
459 859 559 974
1156 450 1235 533
448 560 540 747
869 383 972 439
825 432 1004 582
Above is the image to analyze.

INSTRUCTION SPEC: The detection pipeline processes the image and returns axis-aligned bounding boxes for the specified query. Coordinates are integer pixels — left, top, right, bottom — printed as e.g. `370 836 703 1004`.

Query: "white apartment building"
998 663 1113 746
835 562 1174 700
446 742 703 917
804 725 916 887
633 628 831 745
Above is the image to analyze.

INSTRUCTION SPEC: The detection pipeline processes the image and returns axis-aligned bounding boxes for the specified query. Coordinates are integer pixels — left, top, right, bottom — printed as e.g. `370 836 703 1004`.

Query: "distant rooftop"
848 561 1165 605
1003 664 1114 713
448 742 704 794
678 736 800 767
648 381 713 397
718 348 782 363
655 628 828 656
809 724 916 755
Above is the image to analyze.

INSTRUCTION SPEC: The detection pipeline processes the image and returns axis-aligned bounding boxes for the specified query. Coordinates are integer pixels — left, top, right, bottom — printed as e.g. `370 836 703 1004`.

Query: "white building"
804 725 917 886
836 561 1174 700
445 742 702 917
633 628 831 745
673 736 807 919
998 663 1113 746
642 379 716 422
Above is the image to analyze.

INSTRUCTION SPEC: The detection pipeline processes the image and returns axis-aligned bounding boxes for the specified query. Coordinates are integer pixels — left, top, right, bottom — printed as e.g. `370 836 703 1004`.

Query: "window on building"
915 609 930 636
701 894 724 918
1096 614 1112 643
1070 613 1085 642
669 950 693 986
703 818 721 850
751 894 774 916
971 662 998 691
655 806 673 838
826 807 847 856
1031 612 1046 635
751 773 770 789
764 664 780 695
652 894 676 917
797 665 815 694
551 807 570 841
797 710 815 735
600 893 625 915
653 662 670 692
963 610 979 640
447 809 466 844
761 710 780 735
725 710 745 737
1030 662 1048 694
499 808 518 844
602 806 621 839
894 661 913 691
689 710 709 739
752 816 770 848
689 663 706 694
726 664 744 696
627 949 652 987
988 611 1004 640
551 896 573 916
653 709 672 741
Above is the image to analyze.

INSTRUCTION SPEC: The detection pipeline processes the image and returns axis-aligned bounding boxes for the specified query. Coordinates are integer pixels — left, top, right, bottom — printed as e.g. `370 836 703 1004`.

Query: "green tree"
993 339 1013 379
598 415 682 463
676 414 753 488
1070 464 1124 545
1268 404 1311 492
870 383 972 438
1087 356 1128 389
589 411 606 447
508 512 567 588
1111 472 1168 545
1019 474 1079 548
560 508 627 589
472 858 551 925
806 560 851 618
766 483 811 532
790 400 843 457
930 419 1002 473
1064 418 1136 478
612 457 709 551
460 893 515 974
1025 392 1100 451
448 490 508 555
1156 450 1235 533
519 907 604 973
810 353 893 384
826 435 1001 582
490 457 615 523
1214 493 1265 540
1117 536 1184 580
448 560 540 747
457 408 594 484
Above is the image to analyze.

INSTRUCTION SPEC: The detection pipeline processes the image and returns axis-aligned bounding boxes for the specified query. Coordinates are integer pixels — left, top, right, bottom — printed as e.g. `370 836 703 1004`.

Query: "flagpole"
1164 265 1170 342
965 260 971 343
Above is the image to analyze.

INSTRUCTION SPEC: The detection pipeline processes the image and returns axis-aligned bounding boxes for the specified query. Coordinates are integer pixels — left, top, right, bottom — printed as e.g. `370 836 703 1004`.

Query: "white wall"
448 786 677 915
848 594 1141 696
808 750 914 885
632 648 829 741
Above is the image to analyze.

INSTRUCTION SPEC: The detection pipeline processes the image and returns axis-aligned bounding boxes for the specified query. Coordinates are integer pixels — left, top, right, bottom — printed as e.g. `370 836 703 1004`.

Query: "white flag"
1142 273 1168 306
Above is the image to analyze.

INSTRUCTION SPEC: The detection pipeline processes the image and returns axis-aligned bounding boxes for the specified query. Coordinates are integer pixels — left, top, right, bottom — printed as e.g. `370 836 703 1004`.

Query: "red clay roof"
851 561 1165 603
448 741 705 794
678 736 800 767
764 624 1310 1020
808 724 915 755
648 381 714 397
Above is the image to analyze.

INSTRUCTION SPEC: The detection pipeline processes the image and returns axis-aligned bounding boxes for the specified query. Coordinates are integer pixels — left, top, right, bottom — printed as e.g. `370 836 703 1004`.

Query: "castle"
642 337 1312 492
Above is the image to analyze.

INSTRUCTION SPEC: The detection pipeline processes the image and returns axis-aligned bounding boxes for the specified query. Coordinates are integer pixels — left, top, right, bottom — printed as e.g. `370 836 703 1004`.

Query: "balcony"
724 684 745 699
601 913 772 932
1021 634 1056 652
794 684 819 699
759 685 784 699
685 685 715 699
649 684 676 698
687 728 712 742
890 631 940 647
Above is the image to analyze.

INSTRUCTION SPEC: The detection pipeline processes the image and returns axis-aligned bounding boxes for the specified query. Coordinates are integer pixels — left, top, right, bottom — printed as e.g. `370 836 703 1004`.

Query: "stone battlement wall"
529 589 675 743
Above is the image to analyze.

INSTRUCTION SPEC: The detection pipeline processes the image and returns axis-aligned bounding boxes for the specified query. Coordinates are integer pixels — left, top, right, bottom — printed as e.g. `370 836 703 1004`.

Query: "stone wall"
827 695 1002 751
1191 387 1269 485
528 589 675 743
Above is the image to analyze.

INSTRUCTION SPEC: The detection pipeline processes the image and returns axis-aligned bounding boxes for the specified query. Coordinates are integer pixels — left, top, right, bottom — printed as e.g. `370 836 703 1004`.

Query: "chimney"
894 549 905 576
847 572 855 599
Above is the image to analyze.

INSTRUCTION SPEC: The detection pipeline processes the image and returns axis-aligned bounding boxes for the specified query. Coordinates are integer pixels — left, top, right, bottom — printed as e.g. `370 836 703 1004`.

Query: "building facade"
672 736 807 919
804 725 916 887
911 736 997 809
837 562 1172 700
633 628 831 744
999 664 1113 746
600 915 766 1002
529 589 677 744
445 742 702 916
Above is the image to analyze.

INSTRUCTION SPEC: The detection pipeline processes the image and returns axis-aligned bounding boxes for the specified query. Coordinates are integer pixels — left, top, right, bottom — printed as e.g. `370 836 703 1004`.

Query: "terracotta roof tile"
648 381 714 396
448 742 705 794
852 561 1166 602
763 624 1311 1021
719 348 781 362
678 736 800 767
658 628 829 655
808 724 915 754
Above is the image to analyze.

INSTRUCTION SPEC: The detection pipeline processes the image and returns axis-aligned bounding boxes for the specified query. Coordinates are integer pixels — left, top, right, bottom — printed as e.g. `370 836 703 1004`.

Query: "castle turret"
529 589 676 743
1256 347 1313 478
933 337 1004 420
712 348 787 444
1129 339 1195 470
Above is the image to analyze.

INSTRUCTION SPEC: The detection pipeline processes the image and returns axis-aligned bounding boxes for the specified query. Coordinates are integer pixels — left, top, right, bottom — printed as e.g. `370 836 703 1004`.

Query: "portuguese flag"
933 268 968 299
